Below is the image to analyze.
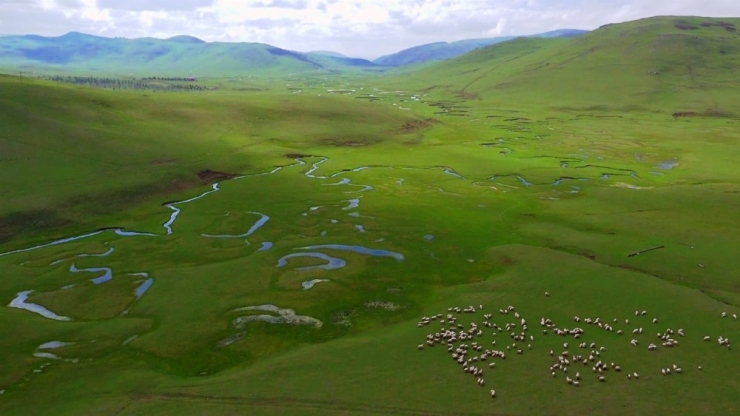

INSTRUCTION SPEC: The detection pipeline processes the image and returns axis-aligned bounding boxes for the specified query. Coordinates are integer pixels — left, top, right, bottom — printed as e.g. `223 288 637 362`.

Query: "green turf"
0 15 739 416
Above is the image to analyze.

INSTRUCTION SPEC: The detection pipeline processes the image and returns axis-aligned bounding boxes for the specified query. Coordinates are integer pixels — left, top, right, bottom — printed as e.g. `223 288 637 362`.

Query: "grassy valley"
0 16 738 415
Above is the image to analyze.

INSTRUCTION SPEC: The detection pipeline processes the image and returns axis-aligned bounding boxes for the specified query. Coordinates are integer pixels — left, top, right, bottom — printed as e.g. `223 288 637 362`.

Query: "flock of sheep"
416 293 736 400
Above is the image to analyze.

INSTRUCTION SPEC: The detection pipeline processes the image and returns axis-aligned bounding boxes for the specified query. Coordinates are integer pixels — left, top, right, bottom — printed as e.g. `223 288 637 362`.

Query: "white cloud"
2 0 740 58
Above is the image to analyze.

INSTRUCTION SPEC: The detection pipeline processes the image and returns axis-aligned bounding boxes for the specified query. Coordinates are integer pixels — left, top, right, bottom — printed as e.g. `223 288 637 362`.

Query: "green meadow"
0 16 739 415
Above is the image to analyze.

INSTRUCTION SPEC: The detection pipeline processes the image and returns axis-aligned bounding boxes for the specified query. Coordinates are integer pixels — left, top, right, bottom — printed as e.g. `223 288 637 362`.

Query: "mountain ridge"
373 29 588 66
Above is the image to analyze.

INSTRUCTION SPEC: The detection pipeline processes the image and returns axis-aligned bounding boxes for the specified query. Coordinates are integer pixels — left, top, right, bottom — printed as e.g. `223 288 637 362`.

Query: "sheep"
698 366 702 370
490 389 496 398
625 319 630 325
642 311 647 315
733 314 738 319
573 381 580 386
599 376 606 382
545 292 550 297
704 336 711 341
721 312 727 318
575 371 580 380
563 343 569 349
652 318 658 324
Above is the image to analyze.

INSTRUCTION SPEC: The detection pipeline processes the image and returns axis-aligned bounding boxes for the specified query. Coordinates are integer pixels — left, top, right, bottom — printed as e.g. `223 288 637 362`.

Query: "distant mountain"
307 50 348 58
373 29 588 66
0 32 380 76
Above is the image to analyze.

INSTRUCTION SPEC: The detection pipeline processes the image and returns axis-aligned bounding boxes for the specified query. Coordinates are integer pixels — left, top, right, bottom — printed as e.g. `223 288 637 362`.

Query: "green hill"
373 29 587 67
393 16 740 114
0 32 381 76
1 15 740 416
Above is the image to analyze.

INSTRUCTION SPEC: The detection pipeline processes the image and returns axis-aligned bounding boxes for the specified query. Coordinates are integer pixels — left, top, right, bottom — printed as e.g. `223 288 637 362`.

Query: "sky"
1 0 740 58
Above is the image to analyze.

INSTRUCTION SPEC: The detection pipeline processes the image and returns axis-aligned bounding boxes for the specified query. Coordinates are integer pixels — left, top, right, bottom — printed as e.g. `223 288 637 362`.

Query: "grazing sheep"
545 292 550 297
625 319 630 325
490 389 496 398
698 366 702 370
599 376 606 382
573 381 580 386
721 312 726 318
704 336 711 341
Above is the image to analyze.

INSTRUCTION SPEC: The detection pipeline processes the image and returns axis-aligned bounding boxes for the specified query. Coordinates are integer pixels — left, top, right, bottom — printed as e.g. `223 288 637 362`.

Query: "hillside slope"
394 16 740 114
373 29 587 66
0 32 380 76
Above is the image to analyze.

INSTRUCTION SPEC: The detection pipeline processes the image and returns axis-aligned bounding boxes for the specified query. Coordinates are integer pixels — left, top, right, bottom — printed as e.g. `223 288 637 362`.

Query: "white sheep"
490 389 496 398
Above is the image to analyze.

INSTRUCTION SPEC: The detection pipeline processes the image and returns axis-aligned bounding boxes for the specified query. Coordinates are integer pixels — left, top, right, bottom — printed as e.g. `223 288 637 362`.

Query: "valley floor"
0 74 738 415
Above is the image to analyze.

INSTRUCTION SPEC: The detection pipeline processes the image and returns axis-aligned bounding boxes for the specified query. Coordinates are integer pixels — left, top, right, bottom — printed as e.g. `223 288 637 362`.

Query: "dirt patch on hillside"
197 169 237 183
673 110 733 119
674 21 699 30
391 118 440 135
701 21 737 32
672 112 700 118
0 210 75 245
457 91 480 100
318 136 381 147
150 158 179 166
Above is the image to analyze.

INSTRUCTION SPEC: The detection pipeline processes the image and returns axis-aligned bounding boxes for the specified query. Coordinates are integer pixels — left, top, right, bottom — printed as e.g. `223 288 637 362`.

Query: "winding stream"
8 291 72 321
277 252 347 271
202 212 270 240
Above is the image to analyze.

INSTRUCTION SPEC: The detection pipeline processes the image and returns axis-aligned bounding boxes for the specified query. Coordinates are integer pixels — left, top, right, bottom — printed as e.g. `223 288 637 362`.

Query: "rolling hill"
392 16 740 114
373 29 587 67
0 32 381 76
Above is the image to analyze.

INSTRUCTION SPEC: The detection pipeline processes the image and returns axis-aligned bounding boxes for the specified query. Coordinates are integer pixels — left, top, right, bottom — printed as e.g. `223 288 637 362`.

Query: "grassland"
0 16 739 415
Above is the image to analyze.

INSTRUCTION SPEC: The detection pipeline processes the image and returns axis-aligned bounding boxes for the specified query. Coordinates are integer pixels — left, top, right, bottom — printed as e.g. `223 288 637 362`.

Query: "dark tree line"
44 75 215 92
141 77 198 82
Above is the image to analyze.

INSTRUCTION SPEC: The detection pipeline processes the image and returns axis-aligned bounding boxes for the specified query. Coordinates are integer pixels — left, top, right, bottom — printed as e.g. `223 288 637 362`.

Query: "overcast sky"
2 0 739 58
